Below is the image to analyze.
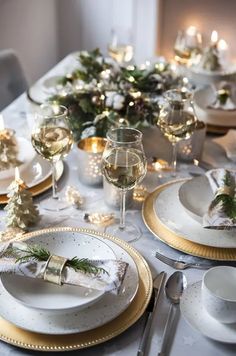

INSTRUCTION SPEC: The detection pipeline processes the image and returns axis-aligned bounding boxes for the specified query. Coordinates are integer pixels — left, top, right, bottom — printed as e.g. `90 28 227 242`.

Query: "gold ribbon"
43 255 68 285
215 186 233 197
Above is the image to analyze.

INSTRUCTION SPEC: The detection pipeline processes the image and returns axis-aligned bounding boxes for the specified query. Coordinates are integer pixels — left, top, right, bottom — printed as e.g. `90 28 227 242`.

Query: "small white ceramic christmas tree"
0 116 21 171
4 169 39 230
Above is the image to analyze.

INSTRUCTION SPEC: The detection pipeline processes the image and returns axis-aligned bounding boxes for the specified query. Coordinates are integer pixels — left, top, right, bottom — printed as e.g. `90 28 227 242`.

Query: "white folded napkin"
0 242 128 294
213 130 236 162
208 97 236 111
203 169 236 229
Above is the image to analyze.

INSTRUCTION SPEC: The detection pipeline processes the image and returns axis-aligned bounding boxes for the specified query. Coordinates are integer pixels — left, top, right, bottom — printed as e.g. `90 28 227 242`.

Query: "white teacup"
201 266 236 324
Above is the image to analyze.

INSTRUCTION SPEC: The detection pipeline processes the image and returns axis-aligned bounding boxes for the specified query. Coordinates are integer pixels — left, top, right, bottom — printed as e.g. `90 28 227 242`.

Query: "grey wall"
0 0 59 85
0 0 235 86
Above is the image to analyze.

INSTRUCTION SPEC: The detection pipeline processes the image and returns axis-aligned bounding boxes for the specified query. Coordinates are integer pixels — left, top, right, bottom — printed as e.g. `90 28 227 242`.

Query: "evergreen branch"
12 245 107 275
210 171 236 220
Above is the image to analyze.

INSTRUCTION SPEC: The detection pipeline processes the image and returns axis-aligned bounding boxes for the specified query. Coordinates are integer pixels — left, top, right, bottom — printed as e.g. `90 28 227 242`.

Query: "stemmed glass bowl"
31 104 73 211
158 89 197 176
102 127 147 243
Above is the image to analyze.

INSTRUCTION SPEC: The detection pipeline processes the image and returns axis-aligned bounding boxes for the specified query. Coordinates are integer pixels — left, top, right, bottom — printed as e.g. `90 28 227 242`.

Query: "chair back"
0 49 28 110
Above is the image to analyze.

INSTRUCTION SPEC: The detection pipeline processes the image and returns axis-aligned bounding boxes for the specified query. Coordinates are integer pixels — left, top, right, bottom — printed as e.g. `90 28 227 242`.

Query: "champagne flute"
102 127 147 242
31 104 73 211
158 89 197 176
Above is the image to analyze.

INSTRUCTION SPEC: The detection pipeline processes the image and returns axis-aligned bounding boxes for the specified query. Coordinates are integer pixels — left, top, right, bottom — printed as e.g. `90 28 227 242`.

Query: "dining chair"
0 49 28 110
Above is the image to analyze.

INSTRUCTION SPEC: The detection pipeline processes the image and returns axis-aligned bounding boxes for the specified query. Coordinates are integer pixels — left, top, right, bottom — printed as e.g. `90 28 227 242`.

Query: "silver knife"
137 271 166 356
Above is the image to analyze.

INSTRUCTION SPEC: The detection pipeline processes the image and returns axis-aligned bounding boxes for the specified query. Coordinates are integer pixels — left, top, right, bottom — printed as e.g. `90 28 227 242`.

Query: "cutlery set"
137 271 187 356
140 251 236 355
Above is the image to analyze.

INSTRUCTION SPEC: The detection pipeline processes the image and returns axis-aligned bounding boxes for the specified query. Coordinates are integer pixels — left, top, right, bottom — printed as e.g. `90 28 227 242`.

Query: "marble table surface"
0 53 236 355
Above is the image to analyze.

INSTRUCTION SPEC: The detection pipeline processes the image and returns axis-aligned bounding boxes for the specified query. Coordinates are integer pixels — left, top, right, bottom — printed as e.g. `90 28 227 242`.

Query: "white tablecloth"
0 54 236 356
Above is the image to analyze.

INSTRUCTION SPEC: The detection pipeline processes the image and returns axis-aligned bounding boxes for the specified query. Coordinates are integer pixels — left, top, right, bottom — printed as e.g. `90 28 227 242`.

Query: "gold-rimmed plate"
0 227 152 351
142 180 236 260
0 160 64 204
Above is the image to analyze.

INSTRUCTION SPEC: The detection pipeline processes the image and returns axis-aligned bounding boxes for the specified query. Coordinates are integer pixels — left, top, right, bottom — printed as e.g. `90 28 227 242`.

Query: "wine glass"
102 127 147 242
31 104 73 211
108 27 134 65
158 89 197 176
174 27 202 65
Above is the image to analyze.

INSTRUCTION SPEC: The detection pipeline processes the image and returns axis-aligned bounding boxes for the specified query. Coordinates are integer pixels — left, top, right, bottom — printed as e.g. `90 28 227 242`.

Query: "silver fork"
155 251 213 270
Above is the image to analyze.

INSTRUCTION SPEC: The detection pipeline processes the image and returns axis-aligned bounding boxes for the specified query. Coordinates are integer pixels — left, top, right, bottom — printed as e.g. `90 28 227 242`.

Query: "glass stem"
119 189 126 230
51 161 58 199
171 143 178 176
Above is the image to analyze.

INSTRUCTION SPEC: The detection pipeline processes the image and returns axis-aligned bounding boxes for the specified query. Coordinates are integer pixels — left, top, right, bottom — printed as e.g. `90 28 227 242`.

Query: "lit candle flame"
91 141 98 153
0 114 5 131
15 167 20 181
211 30 218 45
218 39 228 51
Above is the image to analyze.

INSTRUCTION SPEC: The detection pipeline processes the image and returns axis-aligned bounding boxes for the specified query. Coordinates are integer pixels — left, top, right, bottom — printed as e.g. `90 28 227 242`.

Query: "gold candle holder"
77 137 106 186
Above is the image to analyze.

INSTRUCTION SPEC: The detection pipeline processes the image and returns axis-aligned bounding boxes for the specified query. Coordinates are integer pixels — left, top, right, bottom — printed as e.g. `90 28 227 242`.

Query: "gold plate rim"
206 123 234 134
0 162 64 204
0 227 152 351
142 179 236 261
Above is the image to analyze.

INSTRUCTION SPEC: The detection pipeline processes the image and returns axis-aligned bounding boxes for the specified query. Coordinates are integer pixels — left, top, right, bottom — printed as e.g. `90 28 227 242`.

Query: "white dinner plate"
42 75 63 94
178 175 213 223
180 281 236 344
0 137 36 180
0 155 61 195
0 230 139 335
1 234 116 313
154 181 236 248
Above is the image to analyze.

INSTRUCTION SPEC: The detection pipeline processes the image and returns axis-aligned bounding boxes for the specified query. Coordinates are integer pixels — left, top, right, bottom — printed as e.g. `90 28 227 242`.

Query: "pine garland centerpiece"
49 49 180 141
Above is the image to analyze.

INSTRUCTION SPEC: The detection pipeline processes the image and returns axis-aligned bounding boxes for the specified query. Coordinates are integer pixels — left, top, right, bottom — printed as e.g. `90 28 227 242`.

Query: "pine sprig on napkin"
12 245 108 275
209 170 236 220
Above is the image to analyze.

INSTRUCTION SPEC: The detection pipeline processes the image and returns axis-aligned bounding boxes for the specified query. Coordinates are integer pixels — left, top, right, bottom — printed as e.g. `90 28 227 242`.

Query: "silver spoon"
158 272 187 356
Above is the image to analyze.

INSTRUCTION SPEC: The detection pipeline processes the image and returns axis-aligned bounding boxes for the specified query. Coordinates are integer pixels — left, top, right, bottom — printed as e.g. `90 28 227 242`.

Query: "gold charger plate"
0 162 64 204
206 123 235 134
0 227 152 351
142 180 236 260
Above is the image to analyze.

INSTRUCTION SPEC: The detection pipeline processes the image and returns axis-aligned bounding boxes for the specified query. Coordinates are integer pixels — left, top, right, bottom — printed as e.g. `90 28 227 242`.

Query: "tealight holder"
103 178 133 210
77 137 106 186
178 121 206 162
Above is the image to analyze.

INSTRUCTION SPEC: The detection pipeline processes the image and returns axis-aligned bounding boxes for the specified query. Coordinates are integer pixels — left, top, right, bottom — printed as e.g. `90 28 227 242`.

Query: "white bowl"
178 175 213 223
193 86 236 127
202 266 236 324
0 232 116 314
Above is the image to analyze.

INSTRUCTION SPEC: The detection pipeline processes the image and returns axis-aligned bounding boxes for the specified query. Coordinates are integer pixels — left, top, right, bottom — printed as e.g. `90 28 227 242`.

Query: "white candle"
218 39 229 65
15 167 20 181
0 114 4 131
211 30 218 47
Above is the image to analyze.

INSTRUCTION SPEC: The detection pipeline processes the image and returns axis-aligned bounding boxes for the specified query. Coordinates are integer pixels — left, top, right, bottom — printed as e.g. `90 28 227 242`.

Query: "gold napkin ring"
43 255 68 285
216 186 232 197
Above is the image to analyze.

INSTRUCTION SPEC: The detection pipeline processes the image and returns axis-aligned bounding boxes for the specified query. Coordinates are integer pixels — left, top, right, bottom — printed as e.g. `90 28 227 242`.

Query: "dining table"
0 53 235 356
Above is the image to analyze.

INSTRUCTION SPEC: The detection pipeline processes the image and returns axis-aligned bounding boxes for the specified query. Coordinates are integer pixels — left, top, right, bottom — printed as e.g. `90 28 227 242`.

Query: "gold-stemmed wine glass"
102 127 147 243
158 89 197 176
31 104 73 211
